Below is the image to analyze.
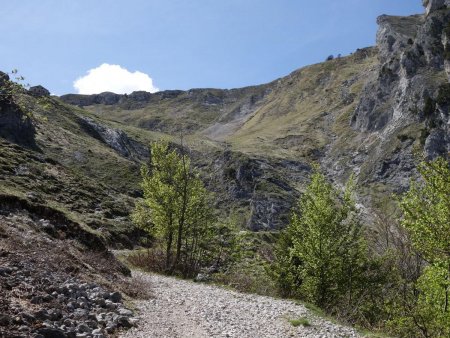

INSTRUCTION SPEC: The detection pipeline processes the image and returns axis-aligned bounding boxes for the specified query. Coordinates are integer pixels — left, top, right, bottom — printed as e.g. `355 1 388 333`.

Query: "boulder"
36 327 68 338
424 129 448 159
109 291 122 303
28 85 50 97
78 117 148 160
128 91 152 102
0 96 37 149
0 314 11 326
0 71 9 86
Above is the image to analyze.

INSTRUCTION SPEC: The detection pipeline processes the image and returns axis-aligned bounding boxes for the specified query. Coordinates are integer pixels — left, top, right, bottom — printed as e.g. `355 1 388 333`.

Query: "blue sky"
0 0 423 95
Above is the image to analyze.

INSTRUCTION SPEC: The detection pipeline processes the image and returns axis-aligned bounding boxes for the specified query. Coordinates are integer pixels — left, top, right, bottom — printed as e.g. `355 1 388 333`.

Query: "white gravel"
120 271 361 338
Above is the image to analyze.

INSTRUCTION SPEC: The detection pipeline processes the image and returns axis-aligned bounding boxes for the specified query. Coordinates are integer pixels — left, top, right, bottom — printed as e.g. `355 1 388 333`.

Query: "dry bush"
118 273 153 300
126 247 167 273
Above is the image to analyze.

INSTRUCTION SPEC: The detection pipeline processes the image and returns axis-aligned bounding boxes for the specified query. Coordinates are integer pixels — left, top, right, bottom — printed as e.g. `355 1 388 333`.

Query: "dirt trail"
120 271 360 338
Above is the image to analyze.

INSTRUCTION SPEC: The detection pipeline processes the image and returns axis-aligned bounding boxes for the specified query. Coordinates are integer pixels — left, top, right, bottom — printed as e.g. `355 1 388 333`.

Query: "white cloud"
73 63 159 94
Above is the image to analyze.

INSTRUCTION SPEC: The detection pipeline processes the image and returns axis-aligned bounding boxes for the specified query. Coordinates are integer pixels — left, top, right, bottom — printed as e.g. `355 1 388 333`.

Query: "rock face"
78 117 148 160
423 0 450 16
0 73 38 149
199 150 309 231
351 5 450 161
60 90 184 109
0 97 37 149
424 128 449 159
0 71 9 85
28 85 50 97
61 92 121 106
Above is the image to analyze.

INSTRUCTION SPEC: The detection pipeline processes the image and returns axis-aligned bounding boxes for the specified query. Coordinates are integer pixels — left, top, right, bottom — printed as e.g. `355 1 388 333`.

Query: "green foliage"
394 157 450 337
273 168 368 310
400 158 450 263
132 141 216 276
270 225 300 297
289 317 311 327
415 264 450 337
208 216 245 268
212 227 278 296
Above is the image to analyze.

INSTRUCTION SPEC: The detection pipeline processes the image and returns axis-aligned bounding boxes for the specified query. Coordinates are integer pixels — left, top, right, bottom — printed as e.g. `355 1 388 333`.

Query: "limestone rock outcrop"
351 4 449 161
28 85 50 97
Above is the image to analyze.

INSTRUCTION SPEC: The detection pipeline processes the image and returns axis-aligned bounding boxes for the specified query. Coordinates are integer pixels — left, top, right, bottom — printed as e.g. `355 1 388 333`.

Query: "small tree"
132 141 215 277
275 168 366 309
397 157 450 337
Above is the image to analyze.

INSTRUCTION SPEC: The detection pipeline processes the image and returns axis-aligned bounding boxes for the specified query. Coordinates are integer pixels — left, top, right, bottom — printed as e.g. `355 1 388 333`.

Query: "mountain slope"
59 1 449 229
1 2 449 337
3 2 450 234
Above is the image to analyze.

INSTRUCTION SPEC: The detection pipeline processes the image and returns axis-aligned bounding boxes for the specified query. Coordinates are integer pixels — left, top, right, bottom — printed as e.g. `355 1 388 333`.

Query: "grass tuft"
289 317 311 327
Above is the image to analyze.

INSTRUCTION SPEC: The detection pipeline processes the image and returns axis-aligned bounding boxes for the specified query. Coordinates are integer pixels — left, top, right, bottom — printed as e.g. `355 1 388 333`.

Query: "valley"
0 1 449 337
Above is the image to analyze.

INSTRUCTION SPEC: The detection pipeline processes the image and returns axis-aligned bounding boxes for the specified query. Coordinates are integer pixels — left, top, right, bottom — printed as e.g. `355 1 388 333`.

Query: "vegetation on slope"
272 158 450 337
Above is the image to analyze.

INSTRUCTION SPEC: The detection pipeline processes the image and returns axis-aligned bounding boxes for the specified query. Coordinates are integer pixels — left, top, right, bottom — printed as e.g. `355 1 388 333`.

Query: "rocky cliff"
352 3 450 160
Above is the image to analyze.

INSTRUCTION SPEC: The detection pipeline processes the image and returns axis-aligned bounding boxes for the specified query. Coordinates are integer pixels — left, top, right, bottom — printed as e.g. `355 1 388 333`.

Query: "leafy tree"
396 157 450 337
401 158 450 264
274 168 366 310
271 224 302 298
132 141 215 276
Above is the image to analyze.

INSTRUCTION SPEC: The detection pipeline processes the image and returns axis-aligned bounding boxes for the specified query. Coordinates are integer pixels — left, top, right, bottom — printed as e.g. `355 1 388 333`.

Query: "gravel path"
120 271 360 338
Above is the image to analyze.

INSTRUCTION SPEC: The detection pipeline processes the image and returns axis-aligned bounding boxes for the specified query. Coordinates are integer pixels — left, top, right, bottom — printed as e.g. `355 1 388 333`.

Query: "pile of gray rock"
0 210 138 338
1 264 137 338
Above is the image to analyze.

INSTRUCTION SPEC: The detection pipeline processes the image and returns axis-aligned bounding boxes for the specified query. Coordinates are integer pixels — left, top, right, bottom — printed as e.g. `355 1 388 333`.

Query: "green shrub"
272 168 369 310
289 317 311 327
390 157 450 337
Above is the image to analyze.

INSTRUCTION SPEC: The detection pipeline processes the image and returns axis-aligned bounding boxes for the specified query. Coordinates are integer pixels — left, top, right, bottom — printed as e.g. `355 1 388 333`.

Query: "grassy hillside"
57 46 431 231
77 48 378 163
0 93 153 246
5 29 446 234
